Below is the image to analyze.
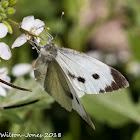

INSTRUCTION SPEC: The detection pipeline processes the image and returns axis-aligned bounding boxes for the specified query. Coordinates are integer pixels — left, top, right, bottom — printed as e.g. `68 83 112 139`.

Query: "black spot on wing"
99 82 119 94
77 77 85 83
68 71 76 79
99 89 105 93
105 85 113 92
92 73 100 79
69 93 73 99
75 96 80 104
66 92 73 99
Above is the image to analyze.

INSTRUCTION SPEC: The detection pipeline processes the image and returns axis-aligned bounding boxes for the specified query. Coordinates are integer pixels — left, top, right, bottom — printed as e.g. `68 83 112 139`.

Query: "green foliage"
82 89 140 127
133 128 140 140
128 30 140 61
0 77 54 107
0 77 54 123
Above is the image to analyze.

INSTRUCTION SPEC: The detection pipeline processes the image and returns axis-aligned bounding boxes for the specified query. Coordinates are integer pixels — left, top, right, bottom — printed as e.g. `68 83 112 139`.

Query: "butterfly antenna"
36 25 54 42
54 12 64 42
43 30 54 42
28 39 42 53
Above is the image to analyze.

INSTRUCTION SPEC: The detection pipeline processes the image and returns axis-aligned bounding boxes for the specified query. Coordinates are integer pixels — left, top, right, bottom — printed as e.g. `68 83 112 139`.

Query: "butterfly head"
40 42 58 60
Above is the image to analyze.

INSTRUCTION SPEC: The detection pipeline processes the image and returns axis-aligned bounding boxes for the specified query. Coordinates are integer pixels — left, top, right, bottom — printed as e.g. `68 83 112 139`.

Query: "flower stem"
0 78 33 92
8 19 19 27
0 96 47 110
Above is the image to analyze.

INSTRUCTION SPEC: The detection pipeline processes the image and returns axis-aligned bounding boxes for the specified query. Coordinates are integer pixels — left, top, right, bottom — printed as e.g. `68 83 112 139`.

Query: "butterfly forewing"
56 47 129 98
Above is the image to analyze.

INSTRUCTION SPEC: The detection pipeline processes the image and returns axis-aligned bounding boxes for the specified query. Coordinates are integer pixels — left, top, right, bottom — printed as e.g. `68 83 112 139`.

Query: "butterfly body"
34 42 129 129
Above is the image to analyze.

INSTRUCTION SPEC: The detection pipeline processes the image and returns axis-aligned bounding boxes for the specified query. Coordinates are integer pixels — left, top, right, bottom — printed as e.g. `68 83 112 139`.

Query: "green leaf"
8 110 55 140
132 128 140 140
82 89 140 128
0 77 54 109
0 110 23 124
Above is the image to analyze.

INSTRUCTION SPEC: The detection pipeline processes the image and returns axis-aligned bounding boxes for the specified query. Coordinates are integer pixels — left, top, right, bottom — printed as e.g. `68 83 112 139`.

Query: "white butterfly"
34 42 129 129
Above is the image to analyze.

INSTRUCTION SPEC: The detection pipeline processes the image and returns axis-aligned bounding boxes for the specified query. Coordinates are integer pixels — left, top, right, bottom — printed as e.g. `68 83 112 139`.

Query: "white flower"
104 53 118 66
12 16 45 48
0 42 12 60
127 61 140 77
0 23 8 39
12 63 34 78
0 68 11 97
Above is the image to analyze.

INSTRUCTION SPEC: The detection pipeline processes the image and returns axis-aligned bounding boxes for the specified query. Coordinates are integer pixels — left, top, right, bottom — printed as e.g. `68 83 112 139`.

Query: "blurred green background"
1 0 140 139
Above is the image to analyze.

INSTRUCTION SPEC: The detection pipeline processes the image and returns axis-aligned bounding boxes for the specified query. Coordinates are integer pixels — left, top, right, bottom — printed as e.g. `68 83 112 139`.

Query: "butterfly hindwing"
66 78 95 129
34 54 72 111
56 47 129 98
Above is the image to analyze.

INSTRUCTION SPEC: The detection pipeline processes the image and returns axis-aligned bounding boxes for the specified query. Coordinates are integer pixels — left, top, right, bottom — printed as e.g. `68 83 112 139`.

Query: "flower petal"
12 34 28 48
0 42 11 60
0 67 8 76
0 86 7 97
0 67 11 89
30 70 34 78
0 76 11 89
0 23 8 38
34 19 45 34
21 16 35 31
0 67 11 92
12 63 31 77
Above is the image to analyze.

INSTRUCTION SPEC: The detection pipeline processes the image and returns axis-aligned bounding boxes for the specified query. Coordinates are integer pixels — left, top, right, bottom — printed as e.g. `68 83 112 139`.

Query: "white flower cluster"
0 23 11 60
0 16 45 97
0 16 45 60
0 23 11 96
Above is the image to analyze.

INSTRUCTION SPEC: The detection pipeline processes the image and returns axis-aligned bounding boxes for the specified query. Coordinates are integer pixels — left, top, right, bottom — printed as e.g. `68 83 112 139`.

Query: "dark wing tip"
110 67 129 89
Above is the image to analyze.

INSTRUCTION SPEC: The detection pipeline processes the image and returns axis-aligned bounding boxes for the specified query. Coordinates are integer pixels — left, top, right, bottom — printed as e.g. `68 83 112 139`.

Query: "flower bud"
2 20 13 34
6 7 16 15
0 5 5 12
0 16 2 22
2 0 9 8
9 0 17 7
0 13 7 19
